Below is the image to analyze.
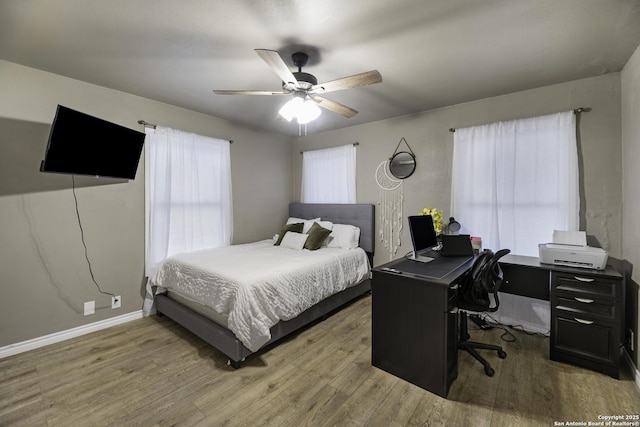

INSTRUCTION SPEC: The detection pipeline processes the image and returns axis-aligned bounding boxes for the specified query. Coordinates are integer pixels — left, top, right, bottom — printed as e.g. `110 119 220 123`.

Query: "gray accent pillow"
304 222 332 250
275 222 304 246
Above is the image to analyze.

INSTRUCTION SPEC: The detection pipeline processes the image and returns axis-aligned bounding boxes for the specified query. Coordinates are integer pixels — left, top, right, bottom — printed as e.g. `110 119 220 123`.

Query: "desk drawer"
552 272 617 299
553 294 616 322
552 315 618 368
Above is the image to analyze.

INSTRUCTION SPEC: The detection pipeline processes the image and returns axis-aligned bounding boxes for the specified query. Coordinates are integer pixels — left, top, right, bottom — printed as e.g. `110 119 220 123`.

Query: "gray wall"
622 44 640 368
295 73 623 269
1 57 634 368
0 60 292 347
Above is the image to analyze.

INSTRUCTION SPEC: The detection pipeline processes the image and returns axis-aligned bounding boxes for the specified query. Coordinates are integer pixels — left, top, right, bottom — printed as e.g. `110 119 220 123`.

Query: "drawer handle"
574 276 594 282
574 297 594 304
574 318 594 325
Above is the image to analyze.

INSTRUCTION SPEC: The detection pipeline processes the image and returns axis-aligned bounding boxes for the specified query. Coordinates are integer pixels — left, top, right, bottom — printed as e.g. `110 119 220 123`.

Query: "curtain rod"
300 142 359 155
448 107 590 133
138 120 233 143
138 119 156 129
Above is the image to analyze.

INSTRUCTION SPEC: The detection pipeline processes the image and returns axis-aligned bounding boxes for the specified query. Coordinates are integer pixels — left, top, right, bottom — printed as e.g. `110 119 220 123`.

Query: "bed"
148 203 375 368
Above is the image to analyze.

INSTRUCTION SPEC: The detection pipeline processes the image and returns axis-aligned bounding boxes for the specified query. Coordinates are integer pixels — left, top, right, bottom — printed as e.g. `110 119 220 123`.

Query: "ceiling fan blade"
213 89 289 95
310 70 382 94
255 49 298 86
313 96 358 118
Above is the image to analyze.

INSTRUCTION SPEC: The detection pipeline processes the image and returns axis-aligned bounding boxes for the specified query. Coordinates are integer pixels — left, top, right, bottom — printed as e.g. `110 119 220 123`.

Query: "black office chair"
457 248 511 376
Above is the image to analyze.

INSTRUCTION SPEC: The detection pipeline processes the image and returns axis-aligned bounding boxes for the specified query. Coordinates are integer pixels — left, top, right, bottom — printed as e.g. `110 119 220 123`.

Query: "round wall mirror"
389 151 416 179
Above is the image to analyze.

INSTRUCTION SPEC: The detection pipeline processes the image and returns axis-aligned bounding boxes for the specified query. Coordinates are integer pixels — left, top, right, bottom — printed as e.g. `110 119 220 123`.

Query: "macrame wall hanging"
375 137 416 260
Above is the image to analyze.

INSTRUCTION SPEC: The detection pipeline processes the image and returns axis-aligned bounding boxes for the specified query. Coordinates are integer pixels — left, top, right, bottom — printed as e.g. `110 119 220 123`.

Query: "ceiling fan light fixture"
298 99 321 124
279 96 321 124
278 97 303 122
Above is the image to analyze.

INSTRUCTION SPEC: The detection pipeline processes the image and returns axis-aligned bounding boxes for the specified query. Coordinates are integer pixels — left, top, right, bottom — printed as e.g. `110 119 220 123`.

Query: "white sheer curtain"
145 126 232 277
451 111 579 257
301 144 356 203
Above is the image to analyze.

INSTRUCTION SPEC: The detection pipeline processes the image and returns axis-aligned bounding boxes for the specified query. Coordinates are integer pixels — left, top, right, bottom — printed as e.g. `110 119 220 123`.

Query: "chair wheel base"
484 366 495 376
498 350 507 359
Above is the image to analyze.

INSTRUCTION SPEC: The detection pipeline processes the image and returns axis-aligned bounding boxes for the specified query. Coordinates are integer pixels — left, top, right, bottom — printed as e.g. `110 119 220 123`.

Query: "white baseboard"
623 349 640 391
0 310 143 359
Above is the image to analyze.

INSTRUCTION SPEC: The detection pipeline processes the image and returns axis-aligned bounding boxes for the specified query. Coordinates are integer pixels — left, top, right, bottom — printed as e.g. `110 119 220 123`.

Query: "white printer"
538 230 608 270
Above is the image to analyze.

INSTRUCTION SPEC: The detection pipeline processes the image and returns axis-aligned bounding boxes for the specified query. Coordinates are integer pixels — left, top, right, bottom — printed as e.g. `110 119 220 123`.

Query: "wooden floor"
2 294 639 426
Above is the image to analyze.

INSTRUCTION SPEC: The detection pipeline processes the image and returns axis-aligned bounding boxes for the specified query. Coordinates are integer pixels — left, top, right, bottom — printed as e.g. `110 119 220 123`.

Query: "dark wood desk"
372 253 625 397
371 253 474 397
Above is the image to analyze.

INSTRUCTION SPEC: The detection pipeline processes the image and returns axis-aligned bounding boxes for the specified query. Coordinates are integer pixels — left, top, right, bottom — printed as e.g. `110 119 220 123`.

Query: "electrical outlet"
84 301 95 316
112 295 121 309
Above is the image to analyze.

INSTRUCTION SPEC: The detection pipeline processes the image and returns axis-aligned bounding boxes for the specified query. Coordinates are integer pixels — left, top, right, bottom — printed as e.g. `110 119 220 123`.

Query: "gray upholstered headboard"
289 203 375 254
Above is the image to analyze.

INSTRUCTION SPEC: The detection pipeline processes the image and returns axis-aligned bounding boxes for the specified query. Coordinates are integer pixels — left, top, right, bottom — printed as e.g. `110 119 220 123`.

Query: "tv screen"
40 105 145 179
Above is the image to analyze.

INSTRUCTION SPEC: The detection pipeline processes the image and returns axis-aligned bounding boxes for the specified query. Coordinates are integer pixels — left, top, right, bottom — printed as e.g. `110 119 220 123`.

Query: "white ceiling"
1 0 639 137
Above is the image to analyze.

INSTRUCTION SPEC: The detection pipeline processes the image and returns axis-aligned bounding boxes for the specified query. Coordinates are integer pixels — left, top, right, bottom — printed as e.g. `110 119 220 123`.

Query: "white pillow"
315 220 333 231
326 224 361 249
279 231 309 250
286 217 321 233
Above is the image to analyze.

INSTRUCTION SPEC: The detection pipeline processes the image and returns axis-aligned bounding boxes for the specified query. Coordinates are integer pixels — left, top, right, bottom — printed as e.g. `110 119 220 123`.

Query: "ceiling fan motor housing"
293 71 317 87
291 51 317 89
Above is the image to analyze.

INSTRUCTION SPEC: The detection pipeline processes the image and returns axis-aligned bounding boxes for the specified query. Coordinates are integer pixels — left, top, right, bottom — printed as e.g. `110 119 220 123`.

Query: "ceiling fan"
213 49 382 122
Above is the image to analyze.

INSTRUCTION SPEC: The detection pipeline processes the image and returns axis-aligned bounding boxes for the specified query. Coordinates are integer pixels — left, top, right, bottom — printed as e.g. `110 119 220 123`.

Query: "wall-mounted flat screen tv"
40 105 146 179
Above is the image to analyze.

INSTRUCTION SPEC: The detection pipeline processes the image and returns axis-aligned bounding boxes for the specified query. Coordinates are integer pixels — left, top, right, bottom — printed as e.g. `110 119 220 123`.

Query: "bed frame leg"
227 359 242 369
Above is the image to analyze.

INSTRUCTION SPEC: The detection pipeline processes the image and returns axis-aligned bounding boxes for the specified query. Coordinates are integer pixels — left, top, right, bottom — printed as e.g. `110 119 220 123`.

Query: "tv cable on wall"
40 105 146 301
71 175 116 298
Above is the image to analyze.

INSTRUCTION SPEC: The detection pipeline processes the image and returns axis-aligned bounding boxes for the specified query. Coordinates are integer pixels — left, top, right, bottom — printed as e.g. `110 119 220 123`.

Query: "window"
301 144 356 203
145 127 232 276
451 111 579 256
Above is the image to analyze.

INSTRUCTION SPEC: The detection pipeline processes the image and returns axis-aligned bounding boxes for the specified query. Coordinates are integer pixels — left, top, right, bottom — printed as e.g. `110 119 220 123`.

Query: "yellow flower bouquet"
419 207 444 234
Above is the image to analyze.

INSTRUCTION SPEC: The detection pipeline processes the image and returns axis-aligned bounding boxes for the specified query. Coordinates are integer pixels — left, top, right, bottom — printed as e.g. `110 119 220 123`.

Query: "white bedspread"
147 240 370 351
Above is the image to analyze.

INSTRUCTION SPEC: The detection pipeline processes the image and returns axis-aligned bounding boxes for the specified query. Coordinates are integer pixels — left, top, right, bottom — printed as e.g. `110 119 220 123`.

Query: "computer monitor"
408 215 438 256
